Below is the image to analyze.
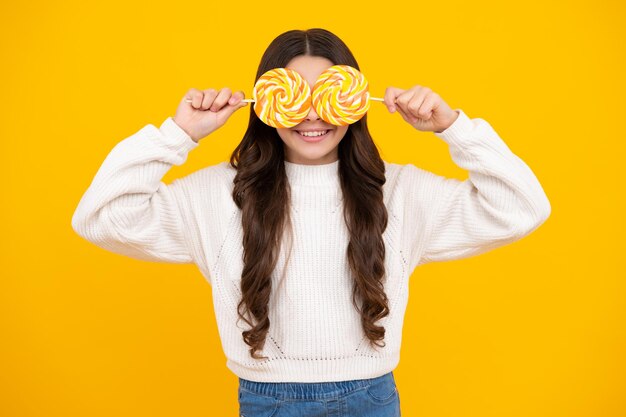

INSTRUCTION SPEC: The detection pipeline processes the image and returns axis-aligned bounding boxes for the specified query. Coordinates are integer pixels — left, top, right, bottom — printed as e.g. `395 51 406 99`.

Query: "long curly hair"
229 28 389 360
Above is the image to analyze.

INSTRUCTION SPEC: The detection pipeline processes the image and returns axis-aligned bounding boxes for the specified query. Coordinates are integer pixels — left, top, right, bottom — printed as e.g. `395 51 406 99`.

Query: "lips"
294 129 331 143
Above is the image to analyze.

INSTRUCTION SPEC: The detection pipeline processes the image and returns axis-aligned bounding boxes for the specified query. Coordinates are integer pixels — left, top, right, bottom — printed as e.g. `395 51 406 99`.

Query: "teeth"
298 130 328 137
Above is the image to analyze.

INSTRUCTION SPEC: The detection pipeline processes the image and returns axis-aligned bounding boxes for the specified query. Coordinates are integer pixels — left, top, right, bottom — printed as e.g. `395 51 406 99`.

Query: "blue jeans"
237 371 401 417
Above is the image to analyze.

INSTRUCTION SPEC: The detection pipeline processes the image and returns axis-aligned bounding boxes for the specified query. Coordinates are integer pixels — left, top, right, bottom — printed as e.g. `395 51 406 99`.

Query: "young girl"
72 28 551 417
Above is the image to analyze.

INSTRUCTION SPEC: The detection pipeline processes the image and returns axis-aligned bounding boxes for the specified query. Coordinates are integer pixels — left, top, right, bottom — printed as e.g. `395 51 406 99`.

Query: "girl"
72 28 551 417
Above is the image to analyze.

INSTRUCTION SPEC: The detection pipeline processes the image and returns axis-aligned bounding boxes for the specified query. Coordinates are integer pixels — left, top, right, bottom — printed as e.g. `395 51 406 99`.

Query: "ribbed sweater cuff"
157 116 200 153
433 108 474 145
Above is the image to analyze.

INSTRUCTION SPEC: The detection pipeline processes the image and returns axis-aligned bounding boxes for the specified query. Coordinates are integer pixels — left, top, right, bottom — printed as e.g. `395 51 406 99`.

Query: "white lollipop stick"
184 97 386 104
184 98 254 103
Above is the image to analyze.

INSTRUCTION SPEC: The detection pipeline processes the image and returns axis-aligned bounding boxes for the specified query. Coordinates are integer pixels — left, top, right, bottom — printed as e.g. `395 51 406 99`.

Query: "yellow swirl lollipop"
252 68 312 128
312 65 379 126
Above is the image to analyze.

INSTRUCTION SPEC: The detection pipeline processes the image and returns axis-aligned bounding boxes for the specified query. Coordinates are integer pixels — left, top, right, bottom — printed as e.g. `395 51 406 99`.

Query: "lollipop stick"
184 97 386 103
184 98 255 103
372 97 399 103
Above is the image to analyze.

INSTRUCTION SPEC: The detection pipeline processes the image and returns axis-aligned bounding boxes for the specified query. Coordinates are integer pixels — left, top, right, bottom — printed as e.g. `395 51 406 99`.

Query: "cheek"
334 127 349 142
276 129 292 144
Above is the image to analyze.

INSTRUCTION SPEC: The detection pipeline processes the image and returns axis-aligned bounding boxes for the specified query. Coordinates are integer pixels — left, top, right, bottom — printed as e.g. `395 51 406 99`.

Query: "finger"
407 87 431 118
187 88 203 109
211 87 232 112
216 95 247 121
395 105 419 125
228 90 247 106
384 87 403 112
201 88 218 110
417 92 440 120
394 89 415 114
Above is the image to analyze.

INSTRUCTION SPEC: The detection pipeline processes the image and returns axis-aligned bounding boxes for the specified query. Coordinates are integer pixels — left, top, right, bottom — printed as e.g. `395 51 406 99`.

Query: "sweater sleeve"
404 109 551 271
71 117 200 264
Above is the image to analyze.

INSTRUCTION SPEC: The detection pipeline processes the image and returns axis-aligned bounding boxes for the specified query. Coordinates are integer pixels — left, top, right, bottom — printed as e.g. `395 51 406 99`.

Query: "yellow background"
1 0 624 416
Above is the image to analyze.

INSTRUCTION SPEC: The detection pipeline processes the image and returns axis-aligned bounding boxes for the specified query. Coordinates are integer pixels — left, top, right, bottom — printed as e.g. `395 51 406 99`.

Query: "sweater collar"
284 159 340 187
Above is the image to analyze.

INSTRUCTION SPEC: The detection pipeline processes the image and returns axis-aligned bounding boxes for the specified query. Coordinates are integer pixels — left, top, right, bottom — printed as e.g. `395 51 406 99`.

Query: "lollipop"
311 65 384 126
251 68 312 128
184 68 311 128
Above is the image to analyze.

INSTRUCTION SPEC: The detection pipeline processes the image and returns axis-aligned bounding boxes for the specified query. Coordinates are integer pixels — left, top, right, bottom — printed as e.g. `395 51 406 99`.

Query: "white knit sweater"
71 109 551 383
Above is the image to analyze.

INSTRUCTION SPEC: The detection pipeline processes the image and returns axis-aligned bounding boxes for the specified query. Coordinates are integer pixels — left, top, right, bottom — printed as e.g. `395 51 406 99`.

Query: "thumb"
216 99 247 123
384 86 403 113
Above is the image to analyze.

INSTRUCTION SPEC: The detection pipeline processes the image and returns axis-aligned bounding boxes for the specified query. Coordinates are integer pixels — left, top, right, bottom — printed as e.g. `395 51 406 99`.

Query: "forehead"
285 55 334 87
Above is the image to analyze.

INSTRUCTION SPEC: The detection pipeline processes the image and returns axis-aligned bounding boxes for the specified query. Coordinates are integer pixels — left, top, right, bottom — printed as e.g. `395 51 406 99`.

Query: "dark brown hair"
229 28 389 359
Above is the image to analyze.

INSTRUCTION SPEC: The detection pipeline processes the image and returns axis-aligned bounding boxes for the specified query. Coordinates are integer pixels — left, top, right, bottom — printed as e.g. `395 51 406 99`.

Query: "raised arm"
71 117 200 263
402 109 551 271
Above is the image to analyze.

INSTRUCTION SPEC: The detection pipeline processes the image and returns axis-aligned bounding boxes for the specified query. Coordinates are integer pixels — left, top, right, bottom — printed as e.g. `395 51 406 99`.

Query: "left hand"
384 86 459 133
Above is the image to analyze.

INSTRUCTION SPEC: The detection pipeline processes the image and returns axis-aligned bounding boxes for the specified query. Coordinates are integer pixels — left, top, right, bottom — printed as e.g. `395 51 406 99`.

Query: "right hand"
173 87 248 142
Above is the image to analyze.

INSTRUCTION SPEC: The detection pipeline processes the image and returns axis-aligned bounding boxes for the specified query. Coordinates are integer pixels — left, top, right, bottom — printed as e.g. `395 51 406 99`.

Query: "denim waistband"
238 371 394 400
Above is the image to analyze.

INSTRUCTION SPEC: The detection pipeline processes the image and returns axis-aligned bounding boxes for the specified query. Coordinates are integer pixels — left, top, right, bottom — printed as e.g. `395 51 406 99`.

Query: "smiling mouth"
294 129 332 142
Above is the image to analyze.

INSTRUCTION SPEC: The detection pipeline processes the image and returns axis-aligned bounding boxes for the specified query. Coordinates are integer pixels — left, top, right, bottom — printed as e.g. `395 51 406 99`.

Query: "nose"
305 105 321 121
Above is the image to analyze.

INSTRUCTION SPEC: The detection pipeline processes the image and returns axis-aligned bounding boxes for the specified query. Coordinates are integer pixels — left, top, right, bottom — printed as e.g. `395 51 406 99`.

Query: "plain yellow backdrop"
1 0 624 416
